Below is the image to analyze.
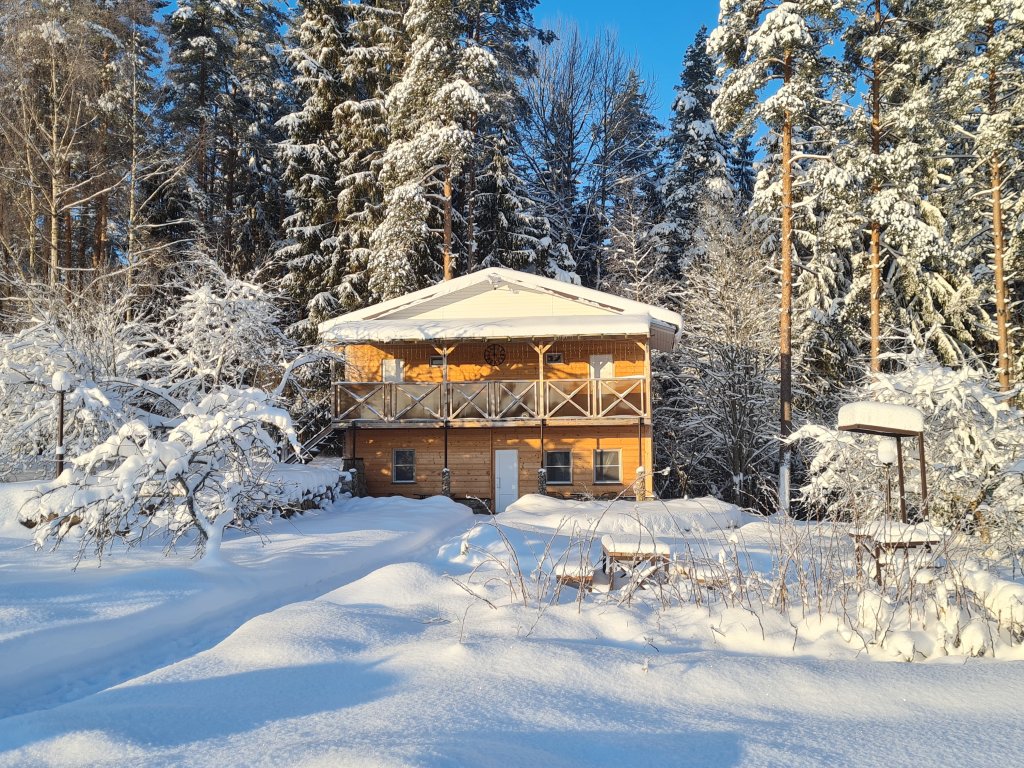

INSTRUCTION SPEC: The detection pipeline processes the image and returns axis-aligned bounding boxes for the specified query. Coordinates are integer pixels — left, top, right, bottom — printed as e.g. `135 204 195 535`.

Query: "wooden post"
918 434 928 519
55 387 65 478
895 436 907 523
443 173 453 281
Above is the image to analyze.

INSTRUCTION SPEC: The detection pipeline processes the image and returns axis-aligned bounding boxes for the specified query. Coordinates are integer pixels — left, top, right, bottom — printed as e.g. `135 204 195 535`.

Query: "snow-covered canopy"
837 401 925 436
319 268 682 350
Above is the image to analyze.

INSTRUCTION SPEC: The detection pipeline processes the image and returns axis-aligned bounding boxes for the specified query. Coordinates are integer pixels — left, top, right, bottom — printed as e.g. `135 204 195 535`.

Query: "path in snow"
0 493 471 720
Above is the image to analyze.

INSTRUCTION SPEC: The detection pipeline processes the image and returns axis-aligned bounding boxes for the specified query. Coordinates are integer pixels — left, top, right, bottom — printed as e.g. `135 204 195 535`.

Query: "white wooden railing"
332 378 646 422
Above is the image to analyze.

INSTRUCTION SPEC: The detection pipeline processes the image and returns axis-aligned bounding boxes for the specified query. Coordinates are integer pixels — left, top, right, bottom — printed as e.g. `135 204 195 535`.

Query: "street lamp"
52 371 73 478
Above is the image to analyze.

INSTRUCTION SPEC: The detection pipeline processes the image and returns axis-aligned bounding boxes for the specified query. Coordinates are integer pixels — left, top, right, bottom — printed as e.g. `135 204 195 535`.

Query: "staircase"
286 407 337 464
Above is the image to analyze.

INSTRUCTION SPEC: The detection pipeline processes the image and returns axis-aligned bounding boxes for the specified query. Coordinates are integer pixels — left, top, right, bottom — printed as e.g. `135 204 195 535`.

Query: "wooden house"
319 268 682 512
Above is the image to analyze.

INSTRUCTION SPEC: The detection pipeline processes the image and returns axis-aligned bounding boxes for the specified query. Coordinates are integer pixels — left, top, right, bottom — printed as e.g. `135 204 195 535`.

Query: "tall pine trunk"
988 21 1012 391
868 0 883 373
779 50 794 515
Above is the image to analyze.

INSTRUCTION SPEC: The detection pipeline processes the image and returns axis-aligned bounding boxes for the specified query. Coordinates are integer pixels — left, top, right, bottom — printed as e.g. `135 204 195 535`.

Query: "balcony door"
381 358 404 382
494 449 519 513
590 354 613 414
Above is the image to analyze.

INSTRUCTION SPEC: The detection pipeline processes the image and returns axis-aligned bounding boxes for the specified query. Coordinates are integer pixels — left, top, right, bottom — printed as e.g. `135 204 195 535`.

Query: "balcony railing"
333 377 647 423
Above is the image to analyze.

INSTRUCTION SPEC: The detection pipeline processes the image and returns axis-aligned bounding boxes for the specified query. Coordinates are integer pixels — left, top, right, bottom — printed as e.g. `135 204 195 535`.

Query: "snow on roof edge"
320 314 656 344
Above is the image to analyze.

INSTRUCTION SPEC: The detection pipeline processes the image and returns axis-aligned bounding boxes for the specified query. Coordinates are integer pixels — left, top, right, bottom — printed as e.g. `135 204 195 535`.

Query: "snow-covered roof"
838 401 925 436
319 268 682 350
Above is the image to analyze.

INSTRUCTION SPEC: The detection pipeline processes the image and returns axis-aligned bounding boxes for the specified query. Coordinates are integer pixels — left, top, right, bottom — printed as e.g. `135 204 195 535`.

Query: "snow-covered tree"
0 0 165 286
926 0 1024 390
653 225 778 507
21 387 302 563
661 26 735 275
710 0 844 512
833 0 984 373
160 0 290 274
796 353 1024 557
277 0 408 333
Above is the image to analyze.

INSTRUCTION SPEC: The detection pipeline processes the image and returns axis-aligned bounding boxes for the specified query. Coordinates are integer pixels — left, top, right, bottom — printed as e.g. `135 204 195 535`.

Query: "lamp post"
52 372 72 478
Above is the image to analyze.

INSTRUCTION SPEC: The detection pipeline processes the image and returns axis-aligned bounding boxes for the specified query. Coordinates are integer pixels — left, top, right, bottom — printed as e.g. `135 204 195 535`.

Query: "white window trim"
593 449 622 485
544 450 573 485
392 448 416 484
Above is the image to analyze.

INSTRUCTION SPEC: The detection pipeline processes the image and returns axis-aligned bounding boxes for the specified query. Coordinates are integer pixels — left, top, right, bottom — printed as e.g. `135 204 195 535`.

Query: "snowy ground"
1 487 1022 767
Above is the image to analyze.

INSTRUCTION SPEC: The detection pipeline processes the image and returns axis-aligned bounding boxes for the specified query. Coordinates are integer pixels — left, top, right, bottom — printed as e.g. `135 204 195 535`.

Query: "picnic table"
599 534 671 590
850 521 947 584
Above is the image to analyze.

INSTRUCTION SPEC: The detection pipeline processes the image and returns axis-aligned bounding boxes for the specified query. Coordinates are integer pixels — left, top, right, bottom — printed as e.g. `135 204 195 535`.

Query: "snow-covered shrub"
21 388 303 563
795 354 1024 555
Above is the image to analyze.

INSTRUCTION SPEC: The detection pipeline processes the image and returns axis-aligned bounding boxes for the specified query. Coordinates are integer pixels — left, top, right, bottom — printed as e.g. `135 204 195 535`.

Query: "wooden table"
600 534 671 590
850 522 946 585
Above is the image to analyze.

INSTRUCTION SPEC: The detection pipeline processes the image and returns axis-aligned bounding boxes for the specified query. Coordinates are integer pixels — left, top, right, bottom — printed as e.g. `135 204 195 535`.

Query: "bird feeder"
837 402 928 523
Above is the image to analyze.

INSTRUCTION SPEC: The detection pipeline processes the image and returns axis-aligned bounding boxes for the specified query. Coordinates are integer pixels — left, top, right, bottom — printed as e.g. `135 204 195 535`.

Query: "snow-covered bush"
21 388 304 563
795 354 1024 555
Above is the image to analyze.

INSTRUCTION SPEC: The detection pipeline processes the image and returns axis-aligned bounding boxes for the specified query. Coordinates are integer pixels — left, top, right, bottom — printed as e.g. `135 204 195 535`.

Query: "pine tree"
661 27 734 276
838 0 983 372
710 0 843 513
927 0 1024 390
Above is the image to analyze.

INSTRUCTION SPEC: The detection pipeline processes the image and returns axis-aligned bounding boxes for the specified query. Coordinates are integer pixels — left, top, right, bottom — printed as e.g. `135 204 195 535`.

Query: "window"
544 352 564 365
428 355 444 367
593 449 621 484
544 451 572 485
392 449 416 484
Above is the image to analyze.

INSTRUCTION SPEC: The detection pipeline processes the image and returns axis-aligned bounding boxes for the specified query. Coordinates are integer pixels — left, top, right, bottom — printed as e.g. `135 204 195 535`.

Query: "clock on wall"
483 343 506 366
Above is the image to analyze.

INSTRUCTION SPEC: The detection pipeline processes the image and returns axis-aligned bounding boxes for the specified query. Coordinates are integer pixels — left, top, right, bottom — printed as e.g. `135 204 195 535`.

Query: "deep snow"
1 485 1022 767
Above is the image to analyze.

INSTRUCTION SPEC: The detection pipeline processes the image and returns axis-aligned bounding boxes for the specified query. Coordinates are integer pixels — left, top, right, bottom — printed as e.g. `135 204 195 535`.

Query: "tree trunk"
443 172 453 281
869 0 883 373
989 22 1012 391
778 50 794 515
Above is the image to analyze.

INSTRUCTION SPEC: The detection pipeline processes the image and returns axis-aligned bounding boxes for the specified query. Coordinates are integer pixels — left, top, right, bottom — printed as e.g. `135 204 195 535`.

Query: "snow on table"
850 521 947 545
600 533 671 557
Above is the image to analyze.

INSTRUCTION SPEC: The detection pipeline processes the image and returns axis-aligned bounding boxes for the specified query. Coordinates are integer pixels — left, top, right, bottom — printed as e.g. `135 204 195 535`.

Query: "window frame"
544 450 573 485
593 449 622 485
392 448 416 484
428 355 444 367
544 352 564 365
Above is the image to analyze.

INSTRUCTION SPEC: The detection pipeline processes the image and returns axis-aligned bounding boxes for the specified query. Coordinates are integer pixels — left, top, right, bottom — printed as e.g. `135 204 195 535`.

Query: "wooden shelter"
837 401 928 522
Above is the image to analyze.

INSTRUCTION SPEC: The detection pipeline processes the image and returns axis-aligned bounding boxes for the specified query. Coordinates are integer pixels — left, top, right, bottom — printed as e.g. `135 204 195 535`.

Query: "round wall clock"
483 343 506 366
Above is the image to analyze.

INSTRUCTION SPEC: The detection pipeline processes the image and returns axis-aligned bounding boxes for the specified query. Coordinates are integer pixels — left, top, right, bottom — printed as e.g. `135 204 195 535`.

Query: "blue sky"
533 0 722 122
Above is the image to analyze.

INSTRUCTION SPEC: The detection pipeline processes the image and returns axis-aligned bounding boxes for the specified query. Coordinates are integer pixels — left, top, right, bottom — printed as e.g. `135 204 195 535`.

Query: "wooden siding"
342 339 645 383
354 424 653 501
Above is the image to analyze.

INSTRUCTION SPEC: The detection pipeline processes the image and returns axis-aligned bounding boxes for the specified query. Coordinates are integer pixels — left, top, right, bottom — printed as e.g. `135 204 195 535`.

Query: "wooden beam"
896 436 907 523
918 436 928 519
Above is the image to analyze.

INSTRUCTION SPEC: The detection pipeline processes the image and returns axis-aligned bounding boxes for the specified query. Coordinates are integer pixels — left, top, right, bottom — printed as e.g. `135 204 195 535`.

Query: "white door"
381 358 404 382
494 449 519 514
590 354 614 414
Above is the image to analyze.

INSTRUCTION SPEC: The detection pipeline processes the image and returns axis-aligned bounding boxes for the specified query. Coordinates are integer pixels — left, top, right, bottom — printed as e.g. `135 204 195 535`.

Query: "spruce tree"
162 0 290 274
662 27 734 276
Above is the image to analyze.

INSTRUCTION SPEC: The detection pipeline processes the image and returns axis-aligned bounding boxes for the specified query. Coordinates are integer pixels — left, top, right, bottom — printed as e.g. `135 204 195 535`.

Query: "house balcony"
332 377 648 426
